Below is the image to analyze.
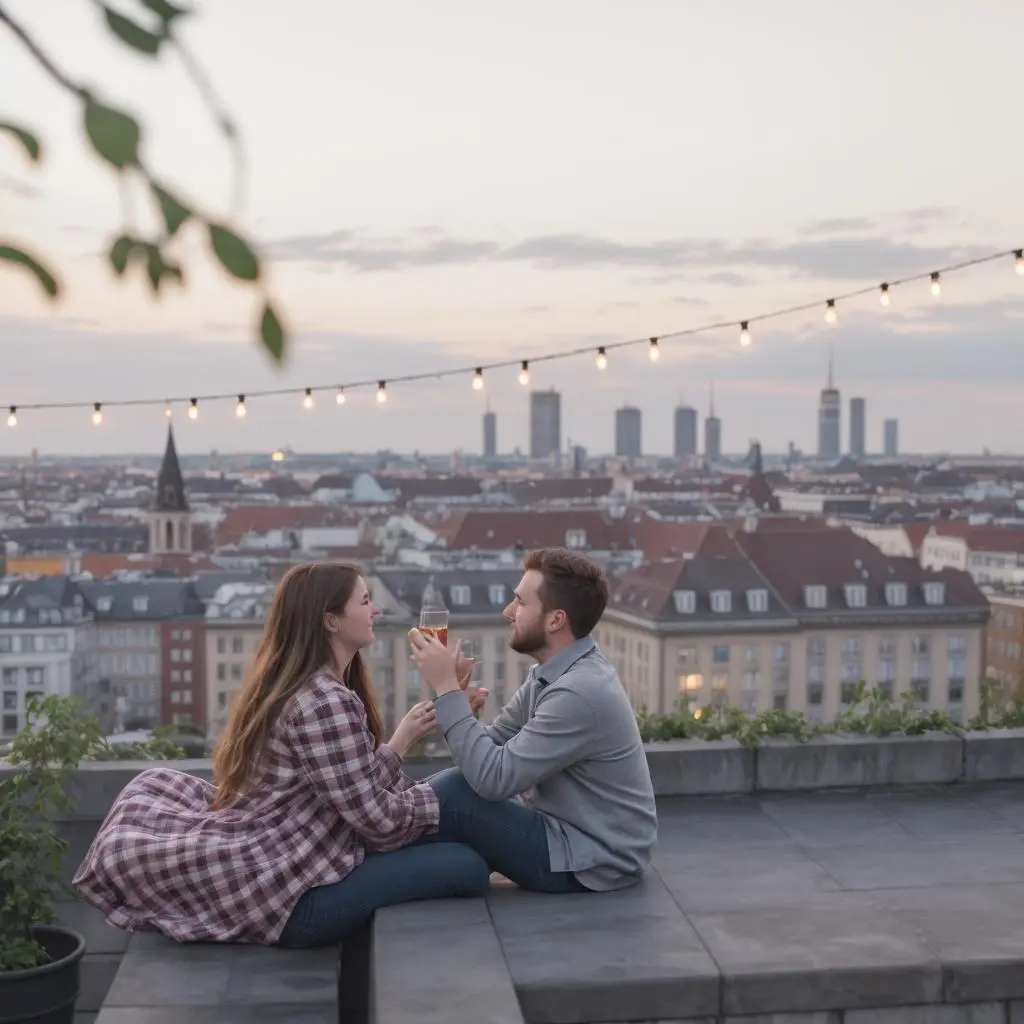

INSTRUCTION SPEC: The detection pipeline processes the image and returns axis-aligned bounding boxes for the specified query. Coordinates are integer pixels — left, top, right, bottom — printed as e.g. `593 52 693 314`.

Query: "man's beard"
509 622 546 657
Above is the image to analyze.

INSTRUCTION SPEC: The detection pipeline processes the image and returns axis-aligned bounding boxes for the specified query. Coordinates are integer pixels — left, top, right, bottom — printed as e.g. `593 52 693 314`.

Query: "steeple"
154 425 189 513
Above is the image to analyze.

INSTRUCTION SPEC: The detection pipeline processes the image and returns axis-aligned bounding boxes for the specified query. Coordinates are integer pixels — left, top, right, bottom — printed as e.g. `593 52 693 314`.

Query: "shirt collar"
535 635 596 686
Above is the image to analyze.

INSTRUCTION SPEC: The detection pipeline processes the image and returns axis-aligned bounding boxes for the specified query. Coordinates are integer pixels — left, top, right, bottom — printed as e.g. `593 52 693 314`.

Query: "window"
449 585 471 606
27 667 43 686
923 581 945 606
710 590 732 614
885 582 908 607
217 637 226 654
2 667 17 686
3 691 16 710
807 636 826 658
230 664 243 681
913 635 931 656
171 629 181 641
488 584 506 605
912 658 931 681
217 663 226 682
844 584 867 608
948 680 964 704
773 693 788 710
679 673 703 700
842 637 862 657
773 643 789 663
217 692 228 711
3 715 18 735
807 682 823 705
672 590 696 614
97 596 113 613
804 585 827 609
742 670 760 691
841 682 860 704
877 659 896 683
676 647 698 669
912 679 930 701
808 661 824 683
182 690 192 704
182 629 192 641
232 636 244 654
493 635 506 656
170 690 181 704
132 596 149 613
878 636 897 657
565 529 587 549
712 645 730 664
948 654 966 680
171 670 181 683
182 648 192 662
948 635 965 654
171 648 181 662
494 661 506 683
746 589 769 613
841 661 862 683
0 636 9 653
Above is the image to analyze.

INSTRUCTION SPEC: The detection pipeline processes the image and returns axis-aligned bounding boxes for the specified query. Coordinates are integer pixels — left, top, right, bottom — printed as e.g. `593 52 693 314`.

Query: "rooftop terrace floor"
85 782 1024 1023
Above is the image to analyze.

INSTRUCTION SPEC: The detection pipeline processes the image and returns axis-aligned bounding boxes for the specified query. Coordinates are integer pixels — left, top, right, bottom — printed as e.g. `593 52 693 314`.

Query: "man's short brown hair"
522 547 608 639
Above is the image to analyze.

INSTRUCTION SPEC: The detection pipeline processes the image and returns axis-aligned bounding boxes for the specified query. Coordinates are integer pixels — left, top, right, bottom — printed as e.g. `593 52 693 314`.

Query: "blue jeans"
278 841 490 948
422 767 588 894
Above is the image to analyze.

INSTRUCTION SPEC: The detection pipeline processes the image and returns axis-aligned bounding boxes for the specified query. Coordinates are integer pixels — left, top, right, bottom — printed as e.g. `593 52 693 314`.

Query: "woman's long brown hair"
209 562 385 809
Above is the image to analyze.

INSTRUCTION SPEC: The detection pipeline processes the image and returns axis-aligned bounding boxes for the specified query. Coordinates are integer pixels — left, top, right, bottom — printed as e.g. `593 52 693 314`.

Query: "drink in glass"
419 608 449 647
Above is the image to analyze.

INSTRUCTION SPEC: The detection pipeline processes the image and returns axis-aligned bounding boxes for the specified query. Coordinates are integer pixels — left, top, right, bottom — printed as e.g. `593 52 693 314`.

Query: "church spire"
154 425 189 512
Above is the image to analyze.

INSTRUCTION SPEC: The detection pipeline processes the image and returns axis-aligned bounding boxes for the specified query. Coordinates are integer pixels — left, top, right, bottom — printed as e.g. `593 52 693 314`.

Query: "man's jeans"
422 767 588 894
278 841 490 947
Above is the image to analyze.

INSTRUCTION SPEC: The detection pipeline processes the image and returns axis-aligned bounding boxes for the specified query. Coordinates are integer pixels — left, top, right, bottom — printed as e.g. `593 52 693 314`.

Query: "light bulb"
1015 250 1023 276
825 299 837 325
6 406 16 428
930 272 942 297
236 395 247 418
739 322 751 347
303 388 314 410
188 399 199 420
92 403 103 426
377 381 387 404
880 284 890 307
335 388 346 405
518 361 530 386
648 338 660 361
596 347 608 370
164 403 172 418
472 368 484 390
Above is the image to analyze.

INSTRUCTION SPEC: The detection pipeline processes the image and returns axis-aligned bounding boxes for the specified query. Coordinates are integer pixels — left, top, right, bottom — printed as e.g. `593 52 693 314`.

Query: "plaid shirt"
73 672 439 945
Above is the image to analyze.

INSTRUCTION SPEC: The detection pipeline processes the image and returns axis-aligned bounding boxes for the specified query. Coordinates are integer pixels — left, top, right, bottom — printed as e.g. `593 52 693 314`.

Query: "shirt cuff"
433 688 474 734
376 743 405 788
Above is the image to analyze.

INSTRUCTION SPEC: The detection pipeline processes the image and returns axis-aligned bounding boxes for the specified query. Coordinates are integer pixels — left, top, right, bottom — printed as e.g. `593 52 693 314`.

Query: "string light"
164 403 172 418
2 246 1017 423
7 407 16 428
235 395 247 418
335 387 346 405
739 322 751 347
648 337 660 361
303 387 314 410
472 368 484 390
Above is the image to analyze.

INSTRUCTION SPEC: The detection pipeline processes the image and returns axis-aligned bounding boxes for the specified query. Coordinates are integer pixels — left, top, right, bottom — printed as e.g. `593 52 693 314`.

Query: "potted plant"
0 694 102 1024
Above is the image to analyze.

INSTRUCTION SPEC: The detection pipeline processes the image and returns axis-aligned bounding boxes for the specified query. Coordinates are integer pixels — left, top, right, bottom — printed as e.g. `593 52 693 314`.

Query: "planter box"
963 728 1024 783
755 732 964 792
645 738 753 796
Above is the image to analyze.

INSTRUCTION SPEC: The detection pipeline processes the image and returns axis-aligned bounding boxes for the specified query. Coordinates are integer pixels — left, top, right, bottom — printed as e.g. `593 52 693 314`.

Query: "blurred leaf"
259 302 285 362
151 182 191 236
0 244 59 298
108 234 137 275
84 98 140 170
138 0 191 23
144 243 184 293
0 122 41 162
102 7 163 55
208 223 260 282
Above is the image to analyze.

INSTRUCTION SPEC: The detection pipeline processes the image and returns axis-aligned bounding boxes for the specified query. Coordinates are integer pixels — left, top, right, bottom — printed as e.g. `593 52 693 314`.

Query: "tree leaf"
144 244 184 294
84 98 141 170
0 122 41 162
108 234 136 275
102 7 163 55
150 183 191 237
208 223 260 282
138 0 191 23
0 244 59 298
259 302 285 362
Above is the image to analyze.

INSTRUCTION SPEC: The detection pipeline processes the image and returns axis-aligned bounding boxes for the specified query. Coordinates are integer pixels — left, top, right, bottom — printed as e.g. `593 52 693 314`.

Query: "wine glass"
418 607 449 647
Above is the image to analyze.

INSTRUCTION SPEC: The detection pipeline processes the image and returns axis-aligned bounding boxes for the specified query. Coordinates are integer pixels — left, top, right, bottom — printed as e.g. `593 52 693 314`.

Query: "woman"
73 563 491 947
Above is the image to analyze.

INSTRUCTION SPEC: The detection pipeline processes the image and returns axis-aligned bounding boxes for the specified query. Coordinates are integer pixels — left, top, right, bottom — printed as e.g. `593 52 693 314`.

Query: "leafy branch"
0 0 286 363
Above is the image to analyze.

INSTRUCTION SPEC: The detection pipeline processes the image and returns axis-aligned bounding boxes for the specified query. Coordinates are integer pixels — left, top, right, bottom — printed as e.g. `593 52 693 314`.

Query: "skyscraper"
674 405 698 458
884 418 899 457
615 406 642 458
704 384 721 462
817 349 841 460
849 397 866 458
529 389 561 459
482 408 497 458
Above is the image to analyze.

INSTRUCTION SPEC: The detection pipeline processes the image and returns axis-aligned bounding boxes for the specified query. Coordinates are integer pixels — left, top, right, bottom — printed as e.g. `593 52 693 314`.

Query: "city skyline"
3 0 1023 457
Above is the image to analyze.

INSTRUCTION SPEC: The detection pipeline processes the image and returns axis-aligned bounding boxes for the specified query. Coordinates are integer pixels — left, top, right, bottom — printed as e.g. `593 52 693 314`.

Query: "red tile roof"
215 505 361 546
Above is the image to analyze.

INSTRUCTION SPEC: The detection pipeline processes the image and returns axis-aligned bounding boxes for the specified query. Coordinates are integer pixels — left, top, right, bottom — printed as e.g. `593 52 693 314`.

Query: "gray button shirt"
433 636 658 890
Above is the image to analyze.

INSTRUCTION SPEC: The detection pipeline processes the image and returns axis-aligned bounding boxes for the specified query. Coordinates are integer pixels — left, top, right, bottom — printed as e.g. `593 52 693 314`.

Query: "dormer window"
885 582 907 607
672 589 696 614
565 529 587 550
844 584 867 608
132 596 149 613
97 596 113 613
746 589 769 613
804 585 827 609
488 584 506 605
923 581 945 606
710 590 732 614
449 585 471 606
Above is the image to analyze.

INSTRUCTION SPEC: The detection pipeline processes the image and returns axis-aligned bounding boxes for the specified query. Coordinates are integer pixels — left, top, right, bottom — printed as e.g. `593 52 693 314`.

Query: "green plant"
85 723 187 761
0 0 287 362
0 694 102 970
967 676 1024 731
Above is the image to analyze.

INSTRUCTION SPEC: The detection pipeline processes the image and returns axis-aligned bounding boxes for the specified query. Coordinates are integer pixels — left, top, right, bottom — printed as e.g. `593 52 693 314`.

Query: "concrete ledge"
963 728 1024 782
645 738 754 796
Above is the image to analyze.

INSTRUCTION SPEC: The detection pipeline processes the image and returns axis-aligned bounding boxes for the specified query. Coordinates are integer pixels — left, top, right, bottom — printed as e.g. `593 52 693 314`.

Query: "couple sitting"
74 548 658 947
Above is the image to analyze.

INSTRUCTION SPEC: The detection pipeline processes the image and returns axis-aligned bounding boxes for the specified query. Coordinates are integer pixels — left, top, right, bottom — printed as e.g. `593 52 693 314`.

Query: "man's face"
503 570 549 656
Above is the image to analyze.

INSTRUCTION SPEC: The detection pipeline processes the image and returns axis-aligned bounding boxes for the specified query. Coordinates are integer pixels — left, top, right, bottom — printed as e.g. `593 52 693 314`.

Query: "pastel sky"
2 0 1023 460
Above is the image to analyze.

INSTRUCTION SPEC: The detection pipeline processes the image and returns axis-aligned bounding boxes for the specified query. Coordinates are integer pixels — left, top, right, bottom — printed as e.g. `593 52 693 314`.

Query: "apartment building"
985 591 1024 691
600 526 989 722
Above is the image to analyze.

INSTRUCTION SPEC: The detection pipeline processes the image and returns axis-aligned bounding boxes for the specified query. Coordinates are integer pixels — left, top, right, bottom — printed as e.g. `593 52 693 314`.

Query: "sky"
2 0 1023 459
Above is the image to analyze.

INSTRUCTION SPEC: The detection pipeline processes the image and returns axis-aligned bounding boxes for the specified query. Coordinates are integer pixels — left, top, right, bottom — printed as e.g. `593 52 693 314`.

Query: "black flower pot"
0 925 85 1024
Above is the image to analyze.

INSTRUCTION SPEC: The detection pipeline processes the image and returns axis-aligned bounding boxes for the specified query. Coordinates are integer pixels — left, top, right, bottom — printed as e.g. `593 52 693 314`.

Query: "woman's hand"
387 701 437 757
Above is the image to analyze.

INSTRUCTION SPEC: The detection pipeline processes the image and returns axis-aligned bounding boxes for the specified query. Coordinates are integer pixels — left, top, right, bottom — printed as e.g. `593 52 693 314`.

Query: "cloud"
702 271 753 287
800 217 874 235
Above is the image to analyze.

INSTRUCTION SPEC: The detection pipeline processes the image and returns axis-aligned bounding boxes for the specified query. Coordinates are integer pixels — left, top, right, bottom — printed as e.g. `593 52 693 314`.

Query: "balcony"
19 729 1024 1023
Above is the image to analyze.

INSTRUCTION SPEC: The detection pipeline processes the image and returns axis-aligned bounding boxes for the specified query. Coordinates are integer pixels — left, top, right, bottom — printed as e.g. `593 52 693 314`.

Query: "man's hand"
467 687 489 717
409 628 462 695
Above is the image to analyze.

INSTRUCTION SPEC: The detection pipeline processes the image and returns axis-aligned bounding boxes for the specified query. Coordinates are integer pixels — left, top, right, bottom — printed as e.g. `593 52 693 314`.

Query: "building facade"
529 390 561 460
985 592 1024 691
674 406 698 459
615 406 642 459
849 397 866 458
884 418 899 457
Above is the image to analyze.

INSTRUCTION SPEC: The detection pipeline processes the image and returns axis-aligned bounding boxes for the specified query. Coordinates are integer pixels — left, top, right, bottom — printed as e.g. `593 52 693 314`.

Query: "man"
408 547 657 894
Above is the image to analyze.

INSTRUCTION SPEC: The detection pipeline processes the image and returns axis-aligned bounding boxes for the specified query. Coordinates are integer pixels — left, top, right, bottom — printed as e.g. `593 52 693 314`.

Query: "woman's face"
328 575 381 651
